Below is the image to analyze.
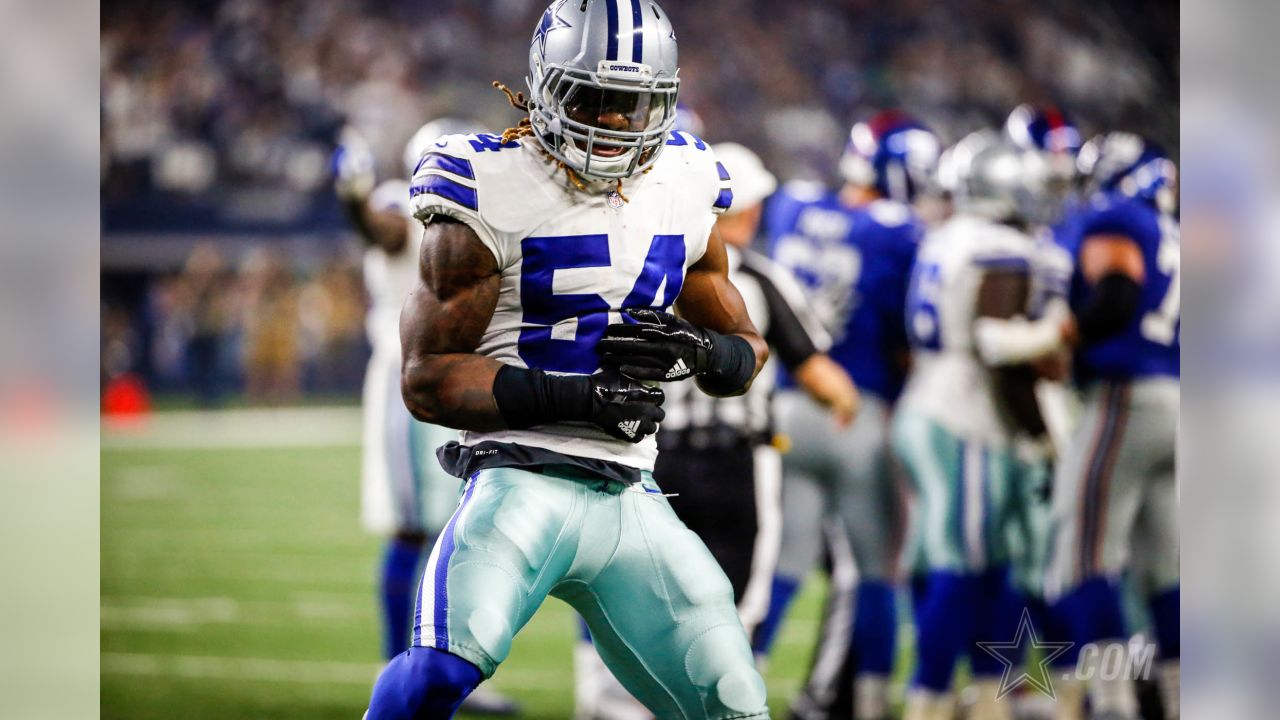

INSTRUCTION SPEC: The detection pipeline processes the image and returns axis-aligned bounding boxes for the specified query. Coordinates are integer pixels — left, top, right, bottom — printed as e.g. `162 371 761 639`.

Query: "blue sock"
1058 576 1128 647
1043 596 1081 669
912 571 979 692
367 646 482 720
970 567 1023 676
909 572 929 628
380 537 426 659
1150 585 1179 659
852 579 897 675
752 574 801 655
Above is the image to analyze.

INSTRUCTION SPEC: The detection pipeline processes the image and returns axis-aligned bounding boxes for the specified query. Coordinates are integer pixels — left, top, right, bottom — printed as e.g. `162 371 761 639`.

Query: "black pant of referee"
660 425 768 617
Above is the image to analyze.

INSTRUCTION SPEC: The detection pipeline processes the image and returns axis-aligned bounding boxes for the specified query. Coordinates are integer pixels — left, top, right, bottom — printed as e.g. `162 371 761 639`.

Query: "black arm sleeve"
1077 271 1142 344
492 365 592 428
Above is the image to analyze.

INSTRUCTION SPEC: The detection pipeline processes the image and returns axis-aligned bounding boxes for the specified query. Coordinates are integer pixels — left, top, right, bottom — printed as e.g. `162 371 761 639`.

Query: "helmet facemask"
529 62 679 181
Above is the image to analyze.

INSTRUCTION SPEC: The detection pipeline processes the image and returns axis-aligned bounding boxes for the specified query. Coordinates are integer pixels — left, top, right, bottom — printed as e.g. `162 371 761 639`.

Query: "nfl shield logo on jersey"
606 190 626 209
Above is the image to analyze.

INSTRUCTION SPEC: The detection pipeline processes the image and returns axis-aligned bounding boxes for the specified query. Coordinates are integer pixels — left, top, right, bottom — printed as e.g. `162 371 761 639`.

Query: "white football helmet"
403 117 484 177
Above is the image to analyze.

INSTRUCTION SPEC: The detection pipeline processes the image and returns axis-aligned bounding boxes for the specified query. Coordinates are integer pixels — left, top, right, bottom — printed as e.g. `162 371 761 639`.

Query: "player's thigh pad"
414 467 583 677
558 474 769 720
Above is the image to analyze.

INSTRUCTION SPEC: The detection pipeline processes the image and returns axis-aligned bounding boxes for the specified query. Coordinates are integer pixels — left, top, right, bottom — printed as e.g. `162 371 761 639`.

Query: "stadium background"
99 0 1177 717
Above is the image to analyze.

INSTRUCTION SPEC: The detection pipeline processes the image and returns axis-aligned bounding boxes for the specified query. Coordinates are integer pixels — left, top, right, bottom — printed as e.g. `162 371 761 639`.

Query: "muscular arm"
399 217 505 429
342 199 411 255
674 228 769 396
975 270 1047 437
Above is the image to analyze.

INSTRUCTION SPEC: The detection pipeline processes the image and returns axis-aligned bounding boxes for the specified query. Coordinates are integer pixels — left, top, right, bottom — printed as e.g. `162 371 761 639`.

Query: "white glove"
332 125 376 201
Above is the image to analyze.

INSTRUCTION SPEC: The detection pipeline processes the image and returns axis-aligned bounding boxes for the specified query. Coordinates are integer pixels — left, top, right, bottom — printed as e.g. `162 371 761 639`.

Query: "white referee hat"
711 143 778 214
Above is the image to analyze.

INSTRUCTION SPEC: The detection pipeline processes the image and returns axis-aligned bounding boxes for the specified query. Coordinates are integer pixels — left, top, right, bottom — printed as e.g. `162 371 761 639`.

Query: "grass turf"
102 427 837 719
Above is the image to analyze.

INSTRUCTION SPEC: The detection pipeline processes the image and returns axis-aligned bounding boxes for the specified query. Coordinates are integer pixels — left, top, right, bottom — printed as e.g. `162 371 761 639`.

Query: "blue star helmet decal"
532 0 572 60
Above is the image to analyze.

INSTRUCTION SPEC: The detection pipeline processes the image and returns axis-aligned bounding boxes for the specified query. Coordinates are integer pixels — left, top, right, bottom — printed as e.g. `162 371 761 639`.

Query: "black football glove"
597 309 715 382
586 368 666 443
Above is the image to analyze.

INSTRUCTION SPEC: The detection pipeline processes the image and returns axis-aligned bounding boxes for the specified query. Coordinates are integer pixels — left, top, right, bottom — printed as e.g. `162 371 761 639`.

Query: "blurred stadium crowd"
100 0 1176 402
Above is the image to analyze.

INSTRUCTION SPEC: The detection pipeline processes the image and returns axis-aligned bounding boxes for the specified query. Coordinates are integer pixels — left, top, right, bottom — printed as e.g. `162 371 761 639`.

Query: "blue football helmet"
839 110 941 203
1005 103 1082 213
526 0 681 180
1078 132 1178 212
1005 103 1083 156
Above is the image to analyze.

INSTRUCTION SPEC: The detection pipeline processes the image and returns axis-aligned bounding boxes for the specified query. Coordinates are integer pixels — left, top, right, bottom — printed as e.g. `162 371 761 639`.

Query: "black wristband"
492 365 593 429
698 332 756 396
1078 272 1141 344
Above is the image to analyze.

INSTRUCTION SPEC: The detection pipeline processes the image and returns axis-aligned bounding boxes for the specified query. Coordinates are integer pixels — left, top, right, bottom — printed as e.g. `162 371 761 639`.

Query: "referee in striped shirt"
654 143 860 637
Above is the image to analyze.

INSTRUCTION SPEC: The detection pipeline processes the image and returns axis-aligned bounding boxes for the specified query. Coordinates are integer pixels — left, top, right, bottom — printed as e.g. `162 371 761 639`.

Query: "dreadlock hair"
492 80 629 201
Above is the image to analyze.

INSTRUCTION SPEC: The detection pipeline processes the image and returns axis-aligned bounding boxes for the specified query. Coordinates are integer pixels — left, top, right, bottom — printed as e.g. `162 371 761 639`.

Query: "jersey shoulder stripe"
413 151 476 180
713 160 733 213
410 174 478 211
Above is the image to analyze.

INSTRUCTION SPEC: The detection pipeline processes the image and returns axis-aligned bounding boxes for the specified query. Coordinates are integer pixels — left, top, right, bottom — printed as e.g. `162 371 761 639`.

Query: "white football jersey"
363 178 422 352
409 131 732 471
899 214 1038 444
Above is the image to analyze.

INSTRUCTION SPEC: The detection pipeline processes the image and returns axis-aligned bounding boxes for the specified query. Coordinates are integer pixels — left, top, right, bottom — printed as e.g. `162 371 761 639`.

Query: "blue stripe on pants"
433 473 480 650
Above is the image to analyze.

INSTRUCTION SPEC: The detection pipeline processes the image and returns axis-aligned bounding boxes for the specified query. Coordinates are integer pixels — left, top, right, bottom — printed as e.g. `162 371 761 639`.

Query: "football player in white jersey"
894 132 1076 720
363 2 771 719
335 118 520 716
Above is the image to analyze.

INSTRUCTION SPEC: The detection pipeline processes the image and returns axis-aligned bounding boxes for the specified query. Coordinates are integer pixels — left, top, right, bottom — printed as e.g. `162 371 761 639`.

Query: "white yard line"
100 595 369 631
101 651 806 694
103 406 363 450
102 652 380 686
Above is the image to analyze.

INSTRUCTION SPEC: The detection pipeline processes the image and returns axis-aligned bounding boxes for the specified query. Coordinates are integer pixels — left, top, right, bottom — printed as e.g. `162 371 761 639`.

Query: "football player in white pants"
894 132 1078 720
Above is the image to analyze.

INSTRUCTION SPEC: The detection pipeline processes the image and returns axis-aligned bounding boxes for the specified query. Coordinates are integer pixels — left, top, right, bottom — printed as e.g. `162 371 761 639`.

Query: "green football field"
102 407 867 719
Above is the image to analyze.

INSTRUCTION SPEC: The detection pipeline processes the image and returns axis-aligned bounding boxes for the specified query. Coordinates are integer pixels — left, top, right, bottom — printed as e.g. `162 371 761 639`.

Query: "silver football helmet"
526 0 681 180
942 130 1060 225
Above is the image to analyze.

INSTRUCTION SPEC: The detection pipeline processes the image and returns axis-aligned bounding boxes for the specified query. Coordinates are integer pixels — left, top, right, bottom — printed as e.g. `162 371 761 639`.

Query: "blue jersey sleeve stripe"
413 152 475 180
413 152 475 181
410 175 479 211
716 161 731 181
713 188 734 210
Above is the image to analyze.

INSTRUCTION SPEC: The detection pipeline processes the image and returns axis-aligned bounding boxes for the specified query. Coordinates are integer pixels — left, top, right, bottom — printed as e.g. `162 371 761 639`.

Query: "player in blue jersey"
1045 132 1180 720
754 111 940 720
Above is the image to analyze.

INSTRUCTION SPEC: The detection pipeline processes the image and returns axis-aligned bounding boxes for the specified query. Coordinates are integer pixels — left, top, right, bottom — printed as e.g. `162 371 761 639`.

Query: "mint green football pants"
411 465 770 720
892 412 1019 573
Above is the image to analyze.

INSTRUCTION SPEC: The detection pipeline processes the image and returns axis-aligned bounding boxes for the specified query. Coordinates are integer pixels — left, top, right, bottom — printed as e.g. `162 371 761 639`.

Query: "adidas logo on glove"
665 358 690 379
617 420 641 439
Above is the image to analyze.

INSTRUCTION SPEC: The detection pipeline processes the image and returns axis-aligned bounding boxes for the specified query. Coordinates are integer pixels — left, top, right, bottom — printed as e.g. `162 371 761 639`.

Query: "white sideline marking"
103 406 363 450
